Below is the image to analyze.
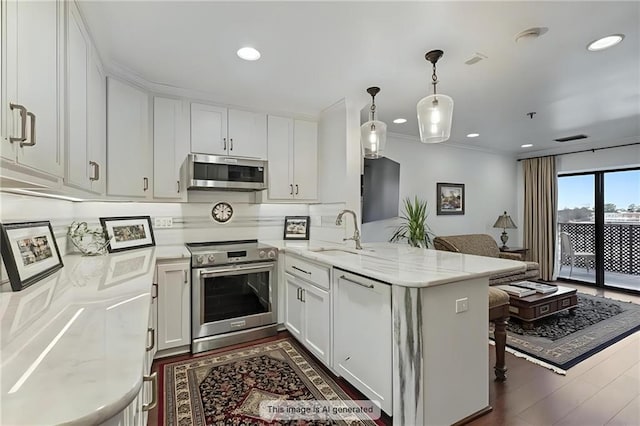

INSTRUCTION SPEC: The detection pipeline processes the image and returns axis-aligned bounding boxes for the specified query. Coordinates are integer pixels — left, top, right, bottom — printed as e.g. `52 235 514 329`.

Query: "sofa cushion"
433 234 541 285
433 234 501 258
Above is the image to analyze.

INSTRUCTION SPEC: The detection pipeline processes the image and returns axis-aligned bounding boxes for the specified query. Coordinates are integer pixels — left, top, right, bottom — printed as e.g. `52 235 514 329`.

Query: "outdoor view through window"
557 169 640 291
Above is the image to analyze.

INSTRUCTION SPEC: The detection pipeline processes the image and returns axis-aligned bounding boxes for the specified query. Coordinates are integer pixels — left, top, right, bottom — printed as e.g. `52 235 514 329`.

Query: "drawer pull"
146 327 155 352
341 275 374 289
539 305 550 314
292 266 311 275
142 372 158 411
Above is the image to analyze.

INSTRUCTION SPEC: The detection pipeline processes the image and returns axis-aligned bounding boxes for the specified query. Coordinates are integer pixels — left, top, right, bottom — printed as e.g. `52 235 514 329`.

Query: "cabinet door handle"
142 372 158 411
230 138 233 151
223 137 227 150
9 103 27 143
289 184 293 195
177 180 180 193
292 265 311 275
89 161 99 181
295 184 299 195
184 270 188 284
21 112 36 147
297 287 301 301
300 289 305 303
152 283 158 300
340 275 374 289
146 327 155 352
143 177 149 191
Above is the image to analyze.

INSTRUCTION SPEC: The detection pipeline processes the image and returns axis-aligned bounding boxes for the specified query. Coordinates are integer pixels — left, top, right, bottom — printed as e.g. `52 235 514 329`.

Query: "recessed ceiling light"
521 144 533 148
393 118 407 124
237 47 261 61
466 133 480 138
587 34 624 51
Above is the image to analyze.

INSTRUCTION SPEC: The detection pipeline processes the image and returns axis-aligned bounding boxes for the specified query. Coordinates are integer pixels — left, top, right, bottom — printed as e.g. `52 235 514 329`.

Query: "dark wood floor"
150 282 639 426
470 283 640 426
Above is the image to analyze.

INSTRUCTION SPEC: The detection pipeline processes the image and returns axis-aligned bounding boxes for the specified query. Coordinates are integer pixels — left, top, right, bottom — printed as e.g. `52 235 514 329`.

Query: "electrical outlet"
455 298 469 313
154 217 173 228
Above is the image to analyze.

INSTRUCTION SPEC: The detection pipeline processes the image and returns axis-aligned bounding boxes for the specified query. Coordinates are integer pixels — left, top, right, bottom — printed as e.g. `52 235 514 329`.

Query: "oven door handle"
197 264 274 279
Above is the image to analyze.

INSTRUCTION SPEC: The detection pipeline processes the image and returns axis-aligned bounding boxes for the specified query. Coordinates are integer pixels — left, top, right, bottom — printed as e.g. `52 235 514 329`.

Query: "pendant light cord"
432 63 438 95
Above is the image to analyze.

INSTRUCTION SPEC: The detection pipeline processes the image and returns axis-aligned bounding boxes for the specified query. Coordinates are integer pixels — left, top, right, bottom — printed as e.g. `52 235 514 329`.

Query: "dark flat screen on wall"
362 157 400 223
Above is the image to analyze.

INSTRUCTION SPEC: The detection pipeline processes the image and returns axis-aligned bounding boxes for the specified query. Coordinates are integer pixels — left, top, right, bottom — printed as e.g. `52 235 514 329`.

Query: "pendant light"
361 87 387 159
417 50 454 143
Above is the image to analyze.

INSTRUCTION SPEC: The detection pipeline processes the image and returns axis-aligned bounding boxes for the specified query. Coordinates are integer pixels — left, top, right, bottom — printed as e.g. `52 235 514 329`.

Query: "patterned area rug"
162 338 379 425
490 293 640 374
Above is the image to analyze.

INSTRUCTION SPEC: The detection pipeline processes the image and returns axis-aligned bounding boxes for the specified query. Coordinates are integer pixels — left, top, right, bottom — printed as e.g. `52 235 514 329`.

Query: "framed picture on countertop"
100 216 155 253
283 216 310 240
0 221 64 291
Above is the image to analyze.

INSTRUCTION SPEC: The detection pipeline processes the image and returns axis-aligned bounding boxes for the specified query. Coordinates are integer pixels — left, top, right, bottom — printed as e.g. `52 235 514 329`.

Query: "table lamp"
493 211 517 248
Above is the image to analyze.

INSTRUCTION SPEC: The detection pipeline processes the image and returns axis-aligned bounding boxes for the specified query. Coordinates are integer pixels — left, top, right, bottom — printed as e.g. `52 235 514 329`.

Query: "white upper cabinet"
190 103 266 159
267 115 318 201
2 0 63 177
66 2 105 194
107 77 151 198
87 50 106 194
153 97 189 200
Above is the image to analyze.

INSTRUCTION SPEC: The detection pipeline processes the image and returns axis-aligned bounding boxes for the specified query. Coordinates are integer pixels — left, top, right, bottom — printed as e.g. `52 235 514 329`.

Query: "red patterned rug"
161 338 380 425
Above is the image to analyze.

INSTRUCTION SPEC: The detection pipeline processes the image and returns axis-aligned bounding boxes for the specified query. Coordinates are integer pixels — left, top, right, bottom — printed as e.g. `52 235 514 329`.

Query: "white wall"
315 98 363 244
362 134 520 246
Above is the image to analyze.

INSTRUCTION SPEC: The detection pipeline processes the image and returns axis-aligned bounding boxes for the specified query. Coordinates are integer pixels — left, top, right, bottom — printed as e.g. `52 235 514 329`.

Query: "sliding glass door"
557 174 596 284
557 168 640 292
603 169 640 291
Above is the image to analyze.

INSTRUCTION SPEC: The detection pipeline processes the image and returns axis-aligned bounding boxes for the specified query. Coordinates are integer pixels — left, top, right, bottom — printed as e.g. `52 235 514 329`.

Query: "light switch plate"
154 217 173 228
455 298 469 313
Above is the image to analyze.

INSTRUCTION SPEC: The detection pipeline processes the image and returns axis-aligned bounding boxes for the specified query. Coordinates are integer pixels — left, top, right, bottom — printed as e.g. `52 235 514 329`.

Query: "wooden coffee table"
507 285 578 329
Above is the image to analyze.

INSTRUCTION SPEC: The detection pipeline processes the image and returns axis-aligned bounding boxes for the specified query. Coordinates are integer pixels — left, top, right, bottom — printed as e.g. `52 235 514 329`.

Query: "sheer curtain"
523 156 557 281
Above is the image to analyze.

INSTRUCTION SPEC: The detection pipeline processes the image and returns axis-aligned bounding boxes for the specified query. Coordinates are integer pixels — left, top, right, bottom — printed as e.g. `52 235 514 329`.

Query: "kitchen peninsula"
268 241 525 425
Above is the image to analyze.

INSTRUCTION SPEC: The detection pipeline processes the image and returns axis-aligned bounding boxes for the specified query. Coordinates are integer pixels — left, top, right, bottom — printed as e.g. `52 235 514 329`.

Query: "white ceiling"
79 1 639 157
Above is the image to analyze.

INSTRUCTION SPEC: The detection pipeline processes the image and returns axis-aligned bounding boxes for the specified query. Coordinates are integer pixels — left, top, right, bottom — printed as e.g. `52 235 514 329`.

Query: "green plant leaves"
389 196 434 248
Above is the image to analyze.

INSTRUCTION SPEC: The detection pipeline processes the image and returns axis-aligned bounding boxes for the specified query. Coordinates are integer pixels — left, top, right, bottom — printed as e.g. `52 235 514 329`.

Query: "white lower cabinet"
156 260 191 353
101 291 158 426
333 269 392 415
284 255 331 366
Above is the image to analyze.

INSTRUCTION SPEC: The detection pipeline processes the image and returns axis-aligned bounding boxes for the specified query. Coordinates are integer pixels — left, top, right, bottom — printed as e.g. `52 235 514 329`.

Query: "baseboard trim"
452 405 493 425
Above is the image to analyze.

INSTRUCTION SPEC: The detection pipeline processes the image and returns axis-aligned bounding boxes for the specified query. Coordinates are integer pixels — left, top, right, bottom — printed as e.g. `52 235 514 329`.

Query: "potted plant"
389 196 434 248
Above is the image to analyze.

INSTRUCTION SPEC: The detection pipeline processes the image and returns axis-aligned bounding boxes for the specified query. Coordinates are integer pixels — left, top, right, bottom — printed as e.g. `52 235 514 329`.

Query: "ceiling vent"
465 52 488 65
554 134 588 142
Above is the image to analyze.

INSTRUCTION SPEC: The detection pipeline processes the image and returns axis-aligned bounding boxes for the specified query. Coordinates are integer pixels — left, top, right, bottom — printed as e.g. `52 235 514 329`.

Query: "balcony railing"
558 222 640 276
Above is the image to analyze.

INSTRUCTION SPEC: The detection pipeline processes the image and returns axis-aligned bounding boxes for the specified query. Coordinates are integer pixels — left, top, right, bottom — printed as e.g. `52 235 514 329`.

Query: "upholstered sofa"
433 234 540 285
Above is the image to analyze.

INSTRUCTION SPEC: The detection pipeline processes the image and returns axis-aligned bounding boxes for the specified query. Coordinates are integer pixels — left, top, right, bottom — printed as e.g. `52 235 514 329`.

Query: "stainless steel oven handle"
197 263 274 278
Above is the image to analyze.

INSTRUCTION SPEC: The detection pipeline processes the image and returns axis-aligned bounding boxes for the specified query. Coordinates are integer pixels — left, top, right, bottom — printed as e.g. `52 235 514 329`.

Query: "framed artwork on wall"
0 221 64 291
437 183 465 215
283 216 310 240
100 216 155 253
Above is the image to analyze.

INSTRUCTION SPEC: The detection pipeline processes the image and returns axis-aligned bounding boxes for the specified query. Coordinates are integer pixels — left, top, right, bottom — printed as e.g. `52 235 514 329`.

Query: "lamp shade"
417 93 454 143
361 119 387 159
493 211 517 229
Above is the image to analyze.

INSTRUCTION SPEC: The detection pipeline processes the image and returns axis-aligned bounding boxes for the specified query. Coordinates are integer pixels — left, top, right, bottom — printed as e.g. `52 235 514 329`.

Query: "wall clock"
211 202 233 223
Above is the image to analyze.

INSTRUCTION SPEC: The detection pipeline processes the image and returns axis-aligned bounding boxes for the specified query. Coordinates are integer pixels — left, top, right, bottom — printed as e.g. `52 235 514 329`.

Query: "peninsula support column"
392 285 424 425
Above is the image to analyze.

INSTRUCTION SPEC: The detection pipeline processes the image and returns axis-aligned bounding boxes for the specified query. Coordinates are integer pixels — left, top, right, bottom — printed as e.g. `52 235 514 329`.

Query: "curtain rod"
516 142 640 162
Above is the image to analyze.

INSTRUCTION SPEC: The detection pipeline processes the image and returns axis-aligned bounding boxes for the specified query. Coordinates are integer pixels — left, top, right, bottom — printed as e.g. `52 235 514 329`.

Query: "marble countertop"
263 240 526 287
0 246 168 425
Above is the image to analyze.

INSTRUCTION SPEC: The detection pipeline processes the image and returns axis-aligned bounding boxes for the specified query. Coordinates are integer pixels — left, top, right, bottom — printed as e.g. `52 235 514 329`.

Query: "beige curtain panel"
523 156 557 281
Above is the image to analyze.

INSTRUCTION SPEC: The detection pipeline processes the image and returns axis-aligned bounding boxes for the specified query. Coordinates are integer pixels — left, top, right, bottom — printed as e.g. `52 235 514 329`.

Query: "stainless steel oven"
187 240 278 353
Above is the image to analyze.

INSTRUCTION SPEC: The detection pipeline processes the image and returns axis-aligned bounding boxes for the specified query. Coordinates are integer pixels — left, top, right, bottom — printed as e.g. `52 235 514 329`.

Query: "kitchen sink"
310 247 375 256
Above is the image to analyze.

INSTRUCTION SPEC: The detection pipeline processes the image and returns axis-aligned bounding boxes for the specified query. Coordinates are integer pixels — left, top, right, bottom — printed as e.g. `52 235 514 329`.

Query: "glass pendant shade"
417 93 454 143
361 119 387 159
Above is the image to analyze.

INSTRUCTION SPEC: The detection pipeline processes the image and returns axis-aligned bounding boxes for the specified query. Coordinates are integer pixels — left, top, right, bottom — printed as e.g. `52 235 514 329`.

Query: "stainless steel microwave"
180 154 267 191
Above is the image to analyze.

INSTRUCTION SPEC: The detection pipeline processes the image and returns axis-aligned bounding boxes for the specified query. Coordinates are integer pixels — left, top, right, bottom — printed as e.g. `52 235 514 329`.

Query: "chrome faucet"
335 209 363 250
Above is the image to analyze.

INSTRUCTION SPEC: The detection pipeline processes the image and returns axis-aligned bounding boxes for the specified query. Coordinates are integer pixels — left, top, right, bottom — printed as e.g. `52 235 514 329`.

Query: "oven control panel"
190 245 277 267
